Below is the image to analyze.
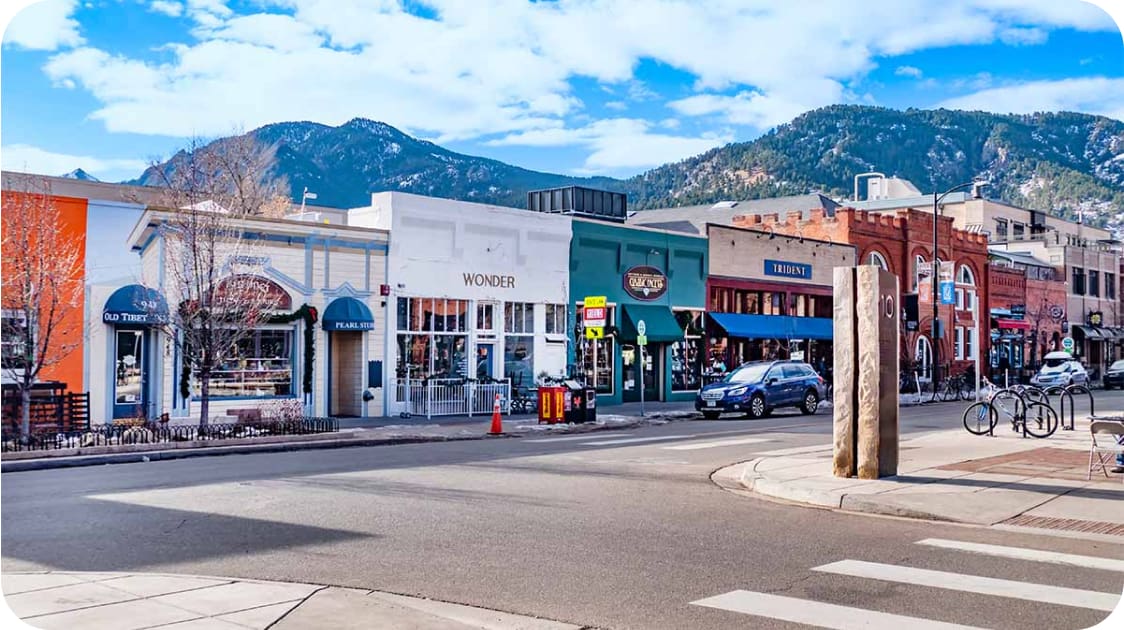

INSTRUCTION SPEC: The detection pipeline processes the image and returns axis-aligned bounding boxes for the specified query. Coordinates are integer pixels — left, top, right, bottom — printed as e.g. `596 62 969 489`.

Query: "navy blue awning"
102 284 168 325
709 312 833 341
323 297 374 331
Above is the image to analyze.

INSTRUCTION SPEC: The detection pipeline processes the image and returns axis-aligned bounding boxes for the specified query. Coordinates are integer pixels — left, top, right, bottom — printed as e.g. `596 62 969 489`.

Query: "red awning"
995 318 1030 330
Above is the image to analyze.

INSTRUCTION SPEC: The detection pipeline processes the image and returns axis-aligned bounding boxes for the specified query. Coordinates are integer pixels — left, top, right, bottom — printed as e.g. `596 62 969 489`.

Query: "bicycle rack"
1056 384 1093 432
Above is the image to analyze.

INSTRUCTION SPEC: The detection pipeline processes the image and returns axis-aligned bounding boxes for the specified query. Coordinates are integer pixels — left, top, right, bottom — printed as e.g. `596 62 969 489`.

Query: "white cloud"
998 26 1047 45
895 65 923 78
937 77 1124 121
668 80 845 129
28 0 1124 170
149 1 184 18
2 0 83 51
487 118 730 172
1 144 148 180
604 101 628 111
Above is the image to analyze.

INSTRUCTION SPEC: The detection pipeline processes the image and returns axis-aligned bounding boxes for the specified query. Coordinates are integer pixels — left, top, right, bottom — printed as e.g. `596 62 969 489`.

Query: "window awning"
1075 325 1104 340
323 297 375 331
709 312 833 341
994 318 1030 330
102 284 168 325
619 304 683 342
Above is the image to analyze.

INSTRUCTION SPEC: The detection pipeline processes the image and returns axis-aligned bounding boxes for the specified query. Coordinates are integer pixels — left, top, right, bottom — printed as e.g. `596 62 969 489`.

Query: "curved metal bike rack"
1056 384 1093 431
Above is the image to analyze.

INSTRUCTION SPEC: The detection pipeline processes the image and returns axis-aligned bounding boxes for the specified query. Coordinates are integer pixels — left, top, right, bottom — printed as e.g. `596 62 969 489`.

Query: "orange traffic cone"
489 393 503 435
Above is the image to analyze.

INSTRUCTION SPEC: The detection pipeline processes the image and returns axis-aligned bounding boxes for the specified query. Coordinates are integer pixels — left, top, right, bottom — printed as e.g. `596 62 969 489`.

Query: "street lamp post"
930 180 987 393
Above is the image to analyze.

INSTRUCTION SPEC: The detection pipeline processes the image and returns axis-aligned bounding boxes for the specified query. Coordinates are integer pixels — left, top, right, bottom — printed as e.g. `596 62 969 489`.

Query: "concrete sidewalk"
1 408 696 473
0 571 583 630
715 415 1124 539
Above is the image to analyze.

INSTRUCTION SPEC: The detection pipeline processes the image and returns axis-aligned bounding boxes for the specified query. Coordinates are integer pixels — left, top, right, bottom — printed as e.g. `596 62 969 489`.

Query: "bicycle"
962 385 1058 438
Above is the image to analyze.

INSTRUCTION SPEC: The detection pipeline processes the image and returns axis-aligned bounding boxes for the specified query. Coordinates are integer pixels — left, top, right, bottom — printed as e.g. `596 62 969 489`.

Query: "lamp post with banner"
930 180 987 391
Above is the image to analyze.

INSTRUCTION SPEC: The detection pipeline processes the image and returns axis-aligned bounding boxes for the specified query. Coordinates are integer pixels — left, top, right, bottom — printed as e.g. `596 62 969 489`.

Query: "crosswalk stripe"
661 437 771 451
813 560 1120 611
917 538 1124 572
690 590 982 630
580 435 691 446
523 433 628 443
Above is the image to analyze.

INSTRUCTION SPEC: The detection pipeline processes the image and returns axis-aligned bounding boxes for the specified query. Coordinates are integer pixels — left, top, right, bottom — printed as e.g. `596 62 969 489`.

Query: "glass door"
113 329 146 419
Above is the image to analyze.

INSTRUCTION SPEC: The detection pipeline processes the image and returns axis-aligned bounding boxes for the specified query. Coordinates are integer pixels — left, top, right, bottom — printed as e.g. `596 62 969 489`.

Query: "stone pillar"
832 267 856 478
833 266 900 479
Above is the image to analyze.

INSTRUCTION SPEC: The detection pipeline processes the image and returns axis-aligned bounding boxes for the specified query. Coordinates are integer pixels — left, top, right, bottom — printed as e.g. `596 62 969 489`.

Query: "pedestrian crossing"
690 536 1124 628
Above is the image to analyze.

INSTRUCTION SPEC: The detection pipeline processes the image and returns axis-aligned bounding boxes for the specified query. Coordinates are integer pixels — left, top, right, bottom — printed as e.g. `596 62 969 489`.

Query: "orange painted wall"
0 192 88 391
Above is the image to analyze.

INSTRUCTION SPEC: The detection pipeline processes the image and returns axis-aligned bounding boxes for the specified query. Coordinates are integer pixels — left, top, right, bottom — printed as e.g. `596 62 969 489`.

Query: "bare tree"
1 176 84 442
149 135 293 427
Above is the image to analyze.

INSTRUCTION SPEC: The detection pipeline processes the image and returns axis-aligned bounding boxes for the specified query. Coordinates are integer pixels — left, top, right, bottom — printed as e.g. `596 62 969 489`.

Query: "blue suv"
696 360 826 419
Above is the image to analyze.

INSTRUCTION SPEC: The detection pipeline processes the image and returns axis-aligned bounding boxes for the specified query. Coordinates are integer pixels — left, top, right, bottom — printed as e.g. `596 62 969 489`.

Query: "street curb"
0 414 694 473
0 434 489 473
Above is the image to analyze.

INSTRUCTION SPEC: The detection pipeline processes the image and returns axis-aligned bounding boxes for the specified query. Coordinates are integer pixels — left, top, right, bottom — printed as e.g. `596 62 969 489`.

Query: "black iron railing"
1 417 339 452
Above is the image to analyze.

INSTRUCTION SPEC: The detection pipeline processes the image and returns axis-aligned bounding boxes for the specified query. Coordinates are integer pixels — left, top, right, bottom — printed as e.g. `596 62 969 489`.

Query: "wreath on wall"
179 304 319 399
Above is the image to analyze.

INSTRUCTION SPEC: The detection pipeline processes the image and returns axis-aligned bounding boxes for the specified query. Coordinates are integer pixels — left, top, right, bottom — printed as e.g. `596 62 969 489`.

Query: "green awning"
619 304 684 342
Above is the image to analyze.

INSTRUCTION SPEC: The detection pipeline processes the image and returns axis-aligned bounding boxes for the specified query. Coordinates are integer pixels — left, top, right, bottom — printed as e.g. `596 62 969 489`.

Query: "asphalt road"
3 397 1123 629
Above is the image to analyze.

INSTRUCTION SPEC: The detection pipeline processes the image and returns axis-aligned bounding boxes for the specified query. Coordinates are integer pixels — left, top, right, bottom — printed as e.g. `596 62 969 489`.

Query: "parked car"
1030 351 1088 388
1104 360 1124 389
695 360 826 419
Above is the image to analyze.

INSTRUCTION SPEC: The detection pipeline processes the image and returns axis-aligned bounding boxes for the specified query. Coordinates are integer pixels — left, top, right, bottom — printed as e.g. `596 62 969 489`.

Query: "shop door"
475 343 495 380
330 331 363 417
112 329 147 419
622 344 660 403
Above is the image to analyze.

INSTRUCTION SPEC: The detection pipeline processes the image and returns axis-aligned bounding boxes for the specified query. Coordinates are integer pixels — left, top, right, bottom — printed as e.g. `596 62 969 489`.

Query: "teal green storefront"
569 219 708 405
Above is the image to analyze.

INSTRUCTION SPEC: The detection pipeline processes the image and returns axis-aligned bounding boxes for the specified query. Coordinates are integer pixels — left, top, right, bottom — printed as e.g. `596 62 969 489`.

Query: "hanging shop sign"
763 259 813 280
622 266 668 301
1088 311 1104 326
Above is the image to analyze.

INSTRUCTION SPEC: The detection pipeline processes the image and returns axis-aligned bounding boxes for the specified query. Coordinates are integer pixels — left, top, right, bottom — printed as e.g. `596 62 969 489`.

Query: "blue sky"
2 0 1123 183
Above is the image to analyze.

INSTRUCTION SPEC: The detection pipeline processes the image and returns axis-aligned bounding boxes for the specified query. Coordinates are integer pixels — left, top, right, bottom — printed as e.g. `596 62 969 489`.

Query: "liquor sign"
622 266 668 301
583 295 607 328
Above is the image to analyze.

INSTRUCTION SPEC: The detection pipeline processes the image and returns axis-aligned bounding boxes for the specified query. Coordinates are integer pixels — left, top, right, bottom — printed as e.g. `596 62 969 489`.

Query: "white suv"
1030 351 1088 388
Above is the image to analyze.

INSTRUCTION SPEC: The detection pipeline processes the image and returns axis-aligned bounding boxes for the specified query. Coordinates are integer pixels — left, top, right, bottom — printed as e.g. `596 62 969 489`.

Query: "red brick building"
732 207 990 381
989 250 1069 375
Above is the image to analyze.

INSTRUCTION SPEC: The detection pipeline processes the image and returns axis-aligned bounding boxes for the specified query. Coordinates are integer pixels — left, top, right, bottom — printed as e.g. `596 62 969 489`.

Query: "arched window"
915 336 933 380
956 264 977 312
957 264 975 286
913 255 926 291
868 251 889 271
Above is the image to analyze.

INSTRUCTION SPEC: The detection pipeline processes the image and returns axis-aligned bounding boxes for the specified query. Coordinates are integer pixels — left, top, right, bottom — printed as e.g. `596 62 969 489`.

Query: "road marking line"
746 443 831 457
523 433 628 443
690 590 981 630
661 437 771 450
917 538 1124 572
813 560 1120 611
580 435 692 446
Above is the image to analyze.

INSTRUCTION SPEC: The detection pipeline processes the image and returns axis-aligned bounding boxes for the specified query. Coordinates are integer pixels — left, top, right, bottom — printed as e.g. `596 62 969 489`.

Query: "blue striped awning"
322 297 374 331
709 312 833 341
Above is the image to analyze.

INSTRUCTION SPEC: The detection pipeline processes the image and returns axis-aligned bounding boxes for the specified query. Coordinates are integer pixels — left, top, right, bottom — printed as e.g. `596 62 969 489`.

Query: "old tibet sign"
622 266 667 301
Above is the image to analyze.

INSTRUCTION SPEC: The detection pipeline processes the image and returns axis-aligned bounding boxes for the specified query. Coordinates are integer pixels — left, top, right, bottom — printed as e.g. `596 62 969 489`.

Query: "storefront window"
672 310 703 391
505 302 534 334
207 329 293 398
577 303 614 393
504 335 534 388
1 309 27 371
115 330 143 404
396 297 469 382
545 304 566 335
477 303 495 331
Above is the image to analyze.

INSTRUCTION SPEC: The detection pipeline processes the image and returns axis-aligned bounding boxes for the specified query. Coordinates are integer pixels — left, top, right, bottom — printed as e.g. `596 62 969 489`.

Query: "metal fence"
390 378 511 418
1 417 339 452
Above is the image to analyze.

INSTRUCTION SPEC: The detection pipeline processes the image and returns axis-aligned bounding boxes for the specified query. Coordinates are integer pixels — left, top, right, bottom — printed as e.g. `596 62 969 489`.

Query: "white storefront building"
87 209 389 423
348 192 572 416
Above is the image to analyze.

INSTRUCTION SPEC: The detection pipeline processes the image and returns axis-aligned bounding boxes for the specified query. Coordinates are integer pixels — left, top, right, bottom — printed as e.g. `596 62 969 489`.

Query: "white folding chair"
1088 420 1124 482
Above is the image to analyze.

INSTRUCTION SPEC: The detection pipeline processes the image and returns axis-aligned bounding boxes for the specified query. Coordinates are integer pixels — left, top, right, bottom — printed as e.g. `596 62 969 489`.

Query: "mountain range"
132 105 1124 228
